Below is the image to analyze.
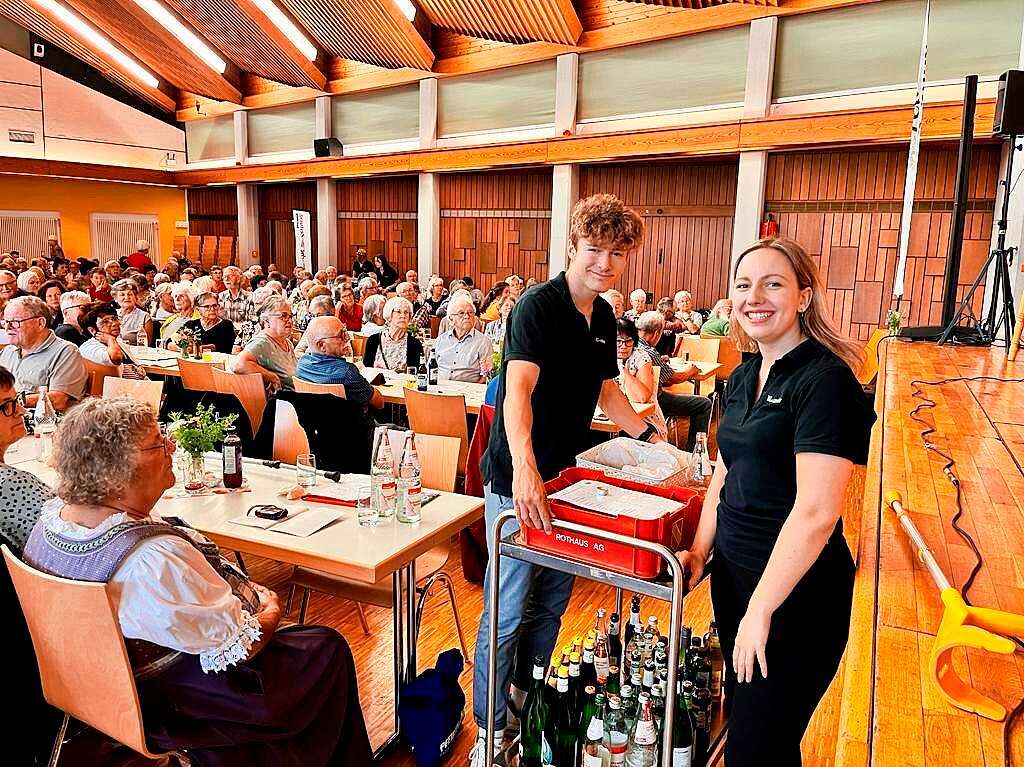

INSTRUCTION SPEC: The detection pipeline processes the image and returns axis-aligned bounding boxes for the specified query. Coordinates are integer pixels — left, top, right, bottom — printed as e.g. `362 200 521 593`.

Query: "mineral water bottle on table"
371 430 397 519
34 386 57 461
396 432 422 523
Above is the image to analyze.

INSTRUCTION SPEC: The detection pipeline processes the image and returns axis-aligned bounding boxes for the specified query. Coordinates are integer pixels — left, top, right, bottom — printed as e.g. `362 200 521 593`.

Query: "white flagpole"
893 0 932 303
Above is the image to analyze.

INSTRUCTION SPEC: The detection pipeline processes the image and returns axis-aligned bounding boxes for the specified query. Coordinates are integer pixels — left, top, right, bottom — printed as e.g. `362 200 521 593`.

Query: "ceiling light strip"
132 0 227 74
251 0 318 61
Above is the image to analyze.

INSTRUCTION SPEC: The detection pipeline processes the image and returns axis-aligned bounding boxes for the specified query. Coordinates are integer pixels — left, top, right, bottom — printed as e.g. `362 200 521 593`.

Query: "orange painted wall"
0 175 186 264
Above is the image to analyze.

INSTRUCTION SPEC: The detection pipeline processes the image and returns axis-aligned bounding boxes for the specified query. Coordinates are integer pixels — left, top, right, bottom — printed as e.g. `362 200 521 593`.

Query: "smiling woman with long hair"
676 236 875 766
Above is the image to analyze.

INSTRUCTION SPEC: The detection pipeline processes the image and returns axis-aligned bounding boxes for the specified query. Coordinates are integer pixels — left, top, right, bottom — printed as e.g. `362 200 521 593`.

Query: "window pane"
578 27 748 122
438 61 555 137
774 0 1024 100
185 115 234 162
332 85 419 145
247 101 316 156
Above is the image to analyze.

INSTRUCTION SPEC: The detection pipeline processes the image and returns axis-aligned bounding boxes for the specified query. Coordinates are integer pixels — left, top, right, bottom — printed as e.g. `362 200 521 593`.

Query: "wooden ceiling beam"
0 156 176 185
418 0 582 45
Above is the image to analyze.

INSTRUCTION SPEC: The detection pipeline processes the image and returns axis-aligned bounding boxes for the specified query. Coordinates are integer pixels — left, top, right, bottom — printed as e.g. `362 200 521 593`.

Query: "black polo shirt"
182 318 237 355
715 338 876 572
482 271 619 496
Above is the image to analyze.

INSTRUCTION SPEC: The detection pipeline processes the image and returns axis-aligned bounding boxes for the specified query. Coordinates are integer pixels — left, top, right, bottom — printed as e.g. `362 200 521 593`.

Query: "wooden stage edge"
816 339 1024 767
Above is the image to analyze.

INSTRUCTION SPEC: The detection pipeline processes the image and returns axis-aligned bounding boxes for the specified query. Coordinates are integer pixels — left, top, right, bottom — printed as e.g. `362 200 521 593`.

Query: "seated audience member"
635 310 710 451
655 297 681 356
463 276 484 306
175 292 236 355
88 268 113 303
160 285 198 344
357 276 379 305
361 294 386 335
404 270 421 296
0 270 17 306
297 286 332 330
54 291 92 346
335 285 364 331
615 318 667 439
484 293 516 342
438 280 467 317
362 297 423 372
234 286 274 351
125 239 153 271
112 279 153 345
46 235 65 262
52 259 69 283
291 279 316 320
352 247 374 279
601 289 625 319
437 290 483 336
295 295 336 354
480 283 510 323
219 265 252 324
18 269 41 297
422 276 446 317
38 280 64 328
152 282 175 322
209 265 226 294
297 317 384 411
396 281 423 315
674 290 703 335
0 296 86 410
525 276 539 289
22 397 373 766
231 295 296 393
434 293 492 383
700 299 733 336
0 364 55 550
132 275 153 317
79 304 146 379
103 259 122 282
505 274 525 299
624 288 648 322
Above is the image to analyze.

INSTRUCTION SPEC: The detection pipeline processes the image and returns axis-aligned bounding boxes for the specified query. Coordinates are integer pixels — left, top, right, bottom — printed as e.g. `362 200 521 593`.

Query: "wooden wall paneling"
186 187 238 237
257 181 317 274
765 145 1000 341
336 176 418 277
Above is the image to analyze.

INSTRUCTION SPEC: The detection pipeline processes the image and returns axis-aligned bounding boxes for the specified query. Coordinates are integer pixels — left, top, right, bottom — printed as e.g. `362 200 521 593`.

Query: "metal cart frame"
485 509 727 767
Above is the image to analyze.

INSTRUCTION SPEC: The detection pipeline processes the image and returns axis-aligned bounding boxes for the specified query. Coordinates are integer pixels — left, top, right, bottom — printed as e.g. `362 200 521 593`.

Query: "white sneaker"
468 729 504 767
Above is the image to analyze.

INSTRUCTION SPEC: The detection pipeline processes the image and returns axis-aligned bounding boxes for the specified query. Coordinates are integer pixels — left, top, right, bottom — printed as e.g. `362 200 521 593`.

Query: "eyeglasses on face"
451 310 476 318
0 316 45 329
198 303 220 310
0 396 20 417
269 313 293 321
616 337 635 347
140 433 176 456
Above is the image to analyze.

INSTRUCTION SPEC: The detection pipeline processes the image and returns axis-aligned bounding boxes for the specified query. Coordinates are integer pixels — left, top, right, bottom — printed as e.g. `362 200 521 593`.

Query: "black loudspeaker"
993 69 1024 136
313 137 343 158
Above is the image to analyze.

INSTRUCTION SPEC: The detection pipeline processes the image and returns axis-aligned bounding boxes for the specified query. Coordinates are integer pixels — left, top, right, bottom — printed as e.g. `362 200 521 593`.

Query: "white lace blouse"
38 500 260 673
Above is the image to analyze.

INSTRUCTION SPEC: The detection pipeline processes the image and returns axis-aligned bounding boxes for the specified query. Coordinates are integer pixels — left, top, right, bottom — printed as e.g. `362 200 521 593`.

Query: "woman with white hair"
151 282 175 321
159 284 197 345
17 269 41 296
360 294 386 335
422 275 446 316
624 288 648 322
362 296 424 371
231 294 296 393
674 290 703 334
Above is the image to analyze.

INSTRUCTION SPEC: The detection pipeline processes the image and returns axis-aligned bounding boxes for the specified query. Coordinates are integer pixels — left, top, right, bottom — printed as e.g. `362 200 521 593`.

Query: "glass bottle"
395 432 422 523
609 611 623 669
34 386 57 460
706 622 724 703
624 595 642 653
520 656 550 767
689 432 711 485
370 430 397 519
603 695 628 767
582 692 609 767
427 346 439 388
624 692 658 767
551 667 578 767
671 679 695 767
594 635 611 687
221 424 242 488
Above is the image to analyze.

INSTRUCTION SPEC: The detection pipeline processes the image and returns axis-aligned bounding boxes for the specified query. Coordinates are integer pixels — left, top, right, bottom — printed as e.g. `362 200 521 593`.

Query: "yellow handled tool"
885 489 1024 721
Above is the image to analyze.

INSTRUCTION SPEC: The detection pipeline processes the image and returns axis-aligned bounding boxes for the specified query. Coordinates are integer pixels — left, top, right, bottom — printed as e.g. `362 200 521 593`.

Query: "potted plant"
886 308 903 337
176 326 203 359
169 404 237 493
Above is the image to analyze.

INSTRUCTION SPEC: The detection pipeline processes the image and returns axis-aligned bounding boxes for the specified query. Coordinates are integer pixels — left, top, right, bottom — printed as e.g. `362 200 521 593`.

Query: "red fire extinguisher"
760 213 779 239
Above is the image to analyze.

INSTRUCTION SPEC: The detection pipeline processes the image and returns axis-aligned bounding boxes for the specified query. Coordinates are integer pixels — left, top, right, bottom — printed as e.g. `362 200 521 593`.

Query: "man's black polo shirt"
715 338 876 572
482 272 619 497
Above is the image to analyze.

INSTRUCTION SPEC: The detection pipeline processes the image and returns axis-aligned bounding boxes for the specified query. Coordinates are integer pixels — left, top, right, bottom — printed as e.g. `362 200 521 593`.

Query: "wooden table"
127 345 233 377
11 448 483 758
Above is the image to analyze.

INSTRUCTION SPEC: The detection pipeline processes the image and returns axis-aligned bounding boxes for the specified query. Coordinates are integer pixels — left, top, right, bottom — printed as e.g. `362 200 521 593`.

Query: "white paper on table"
361 366 387 385
229 504 309 530
228 505 345 536
548 479 682 520
304 476 371 502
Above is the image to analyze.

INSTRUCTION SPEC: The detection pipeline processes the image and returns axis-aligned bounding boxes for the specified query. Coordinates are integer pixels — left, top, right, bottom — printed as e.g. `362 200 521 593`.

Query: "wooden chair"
287 436 470 666
211 368 266 435
404 388 470 476
705 333 742 383
350 334 367 359
177 358 223 392
102 377 164 413
428 315 441 339
675 335 720 364
82 359 119 397
272 399 310 464
858 328 888 387
2 546 184 766
293 378 346 398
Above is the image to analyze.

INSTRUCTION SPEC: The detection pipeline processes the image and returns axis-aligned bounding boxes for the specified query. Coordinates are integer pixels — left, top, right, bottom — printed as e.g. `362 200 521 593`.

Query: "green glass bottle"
520 656 550 767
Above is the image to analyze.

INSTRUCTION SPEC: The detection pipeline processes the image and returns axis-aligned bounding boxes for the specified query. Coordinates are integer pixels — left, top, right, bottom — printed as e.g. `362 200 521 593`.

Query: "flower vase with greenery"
176 326 202 359
170 404 237 492
886 308 903 337
484 341 503 382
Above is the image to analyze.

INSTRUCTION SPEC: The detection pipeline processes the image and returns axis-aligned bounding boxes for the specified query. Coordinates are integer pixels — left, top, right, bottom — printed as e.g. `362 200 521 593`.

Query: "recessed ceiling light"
392 0 417 22
132 0 227 74
251 0 317 61
40 0 160 89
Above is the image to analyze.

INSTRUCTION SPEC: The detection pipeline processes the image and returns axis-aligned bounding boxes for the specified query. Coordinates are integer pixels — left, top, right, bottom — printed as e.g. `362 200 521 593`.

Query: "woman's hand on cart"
676 548 706 590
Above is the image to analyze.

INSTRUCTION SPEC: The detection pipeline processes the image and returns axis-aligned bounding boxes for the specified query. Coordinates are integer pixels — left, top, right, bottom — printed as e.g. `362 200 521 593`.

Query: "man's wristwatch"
636 423 658 443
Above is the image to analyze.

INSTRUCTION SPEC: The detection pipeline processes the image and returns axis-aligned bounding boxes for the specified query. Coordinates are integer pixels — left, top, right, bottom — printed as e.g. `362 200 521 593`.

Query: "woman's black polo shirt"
482 272 619 497
715 338 876 572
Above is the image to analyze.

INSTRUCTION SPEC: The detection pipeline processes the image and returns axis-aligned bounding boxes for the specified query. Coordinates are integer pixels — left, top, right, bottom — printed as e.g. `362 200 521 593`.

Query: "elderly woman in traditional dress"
362 296 424 371
21 398 372 766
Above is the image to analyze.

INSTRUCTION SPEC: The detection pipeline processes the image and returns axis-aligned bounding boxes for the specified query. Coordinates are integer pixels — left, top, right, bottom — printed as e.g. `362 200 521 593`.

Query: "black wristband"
636 423 658 443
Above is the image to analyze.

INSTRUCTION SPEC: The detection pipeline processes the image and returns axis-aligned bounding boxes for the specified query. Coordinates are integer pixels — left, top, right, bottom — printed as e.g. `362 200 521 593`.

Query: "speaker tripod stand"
938 135 1020 352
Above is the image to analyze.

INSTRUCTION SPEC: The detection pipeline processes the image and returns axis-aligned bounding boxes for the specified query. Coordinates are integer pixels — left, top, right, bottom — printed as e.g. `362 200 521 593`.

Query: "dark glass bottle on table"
609 611 623 668
427 347 439 388
222 425 242 488
416 359 428 391
625 595 642 652
520 656 550 767
551 667 578 767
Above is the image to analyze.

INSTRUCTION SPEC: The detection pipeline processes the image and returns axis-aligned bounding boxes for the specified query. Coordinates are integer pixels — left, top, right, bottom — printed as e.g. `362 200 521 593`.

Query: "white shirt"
39 501 260 673
434 327 492 383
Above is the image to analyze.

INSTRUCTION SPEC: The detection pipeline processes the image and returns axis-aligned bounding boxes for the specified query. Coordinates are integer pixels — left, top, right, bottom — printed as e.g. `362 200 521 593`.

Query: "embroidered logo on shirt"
766 394 783 404
594 337 606 344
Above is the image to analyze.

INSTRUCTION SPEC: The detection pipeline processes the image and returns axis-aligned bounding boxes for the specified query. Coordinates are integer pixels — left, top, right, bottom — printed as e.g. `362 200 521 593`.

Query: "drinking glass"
296 453 317 487
356 492 379 527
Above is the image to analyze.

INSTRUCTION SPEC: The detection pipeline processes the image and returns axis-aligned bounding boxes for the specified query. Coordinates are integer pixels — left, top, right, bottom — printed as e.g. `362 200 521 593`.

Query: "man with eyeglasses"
0 269 24 307
0 296 86 412
296 316 384 411
54 291 92 346
433 293 493 383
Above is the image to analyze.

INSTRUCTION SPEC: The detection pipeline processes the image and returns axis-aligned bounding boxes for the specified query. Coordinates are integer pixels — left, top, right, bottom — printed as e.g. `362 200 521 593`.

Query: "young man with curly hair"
471 194 663 765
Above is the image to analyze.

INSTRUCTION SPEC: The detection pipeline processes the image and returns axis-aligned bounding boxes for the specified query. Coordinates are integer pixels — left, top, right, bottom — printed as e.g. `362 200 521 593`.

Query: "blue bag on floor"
398 648 466 767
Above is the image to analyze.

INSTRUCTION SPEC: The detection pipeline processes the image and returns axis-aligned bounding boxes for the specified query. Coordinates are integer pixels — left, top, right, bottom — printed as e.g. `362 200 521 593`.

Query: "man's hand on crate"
512 461 552 534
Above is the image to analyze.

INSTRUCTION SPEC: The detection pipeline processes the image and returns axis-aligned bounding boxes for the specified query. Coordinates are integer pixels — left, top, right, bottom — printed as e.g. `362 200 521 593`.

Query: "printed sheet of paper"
303 476 371 502
229 505 344 536
548 479 682 520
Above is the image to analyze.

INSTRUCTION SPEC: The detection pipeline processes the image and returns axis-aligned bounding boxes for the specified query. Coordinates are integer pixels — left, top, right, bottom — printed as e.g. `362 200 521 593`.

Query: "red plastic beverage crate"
523 467 702 579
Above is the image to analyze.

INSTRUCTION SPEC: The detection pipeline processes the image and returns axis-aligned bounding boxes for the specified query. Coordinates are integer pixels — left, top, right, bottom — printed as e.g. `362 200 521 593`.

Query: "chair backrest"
102 377 164 413
676 335 720 364
414 434 460 493
350 334 367 358
272 399 310 464
705 334 742 382
293 378 346 398
858 328 888 386
211 367 267 435
177 357 224 392
82 359 120 397
2 546 162 759
404 388 470 475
